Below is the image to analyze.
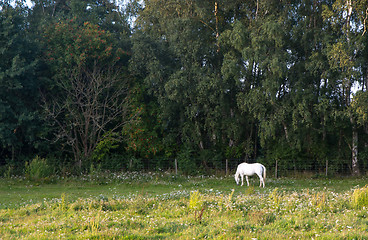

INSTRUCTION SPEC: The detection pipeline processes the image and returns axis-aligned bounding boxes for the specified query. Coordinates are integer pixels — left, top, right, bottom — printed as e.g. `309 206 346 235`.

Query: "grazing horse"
234 163 266 188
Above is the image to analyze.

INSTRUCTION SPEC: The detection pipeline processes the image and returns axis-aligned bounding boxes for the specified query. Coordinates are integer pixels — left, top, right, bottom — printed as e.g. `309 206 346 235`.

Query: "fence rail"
117 157 357 177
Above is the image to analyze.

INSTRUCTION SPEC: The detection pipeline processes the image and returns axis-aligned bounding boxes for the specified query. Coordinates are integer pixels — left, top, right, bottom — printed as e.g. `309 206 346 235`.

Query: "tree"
220 0 352 174
0 2 43 164
41 20 131 167
322 0 368 175
221 2 297 171
122 84 163 162
29 0 132 59
130 0 253 169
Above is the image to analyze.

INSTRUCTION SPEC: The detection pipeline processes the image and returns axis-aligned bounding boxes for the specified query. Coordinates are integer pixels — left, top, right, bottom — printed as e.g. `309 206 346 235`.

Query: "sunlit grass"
1 173 368 239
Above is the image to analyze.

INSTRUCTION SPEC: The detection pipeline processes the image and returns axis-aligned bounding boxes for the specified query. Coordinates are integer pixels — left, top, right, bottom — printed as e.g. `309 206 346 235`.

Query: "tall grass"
351 185 368 209
1 174 368 239
24 156 54 182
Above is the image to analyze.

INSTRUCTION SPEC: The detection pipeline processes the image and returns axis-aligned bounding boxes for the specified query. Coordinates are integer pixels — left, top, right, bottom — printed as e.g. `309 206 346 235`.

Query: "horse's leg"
240 175 244 186
257 174 264 187
246 176 249 186
260 177 264 187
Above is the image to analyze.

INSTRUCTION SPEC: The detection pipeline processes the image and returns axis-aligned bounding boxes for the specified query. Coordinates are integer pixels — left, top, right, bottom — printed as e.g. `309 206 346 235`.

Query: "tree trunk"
352 125 360 175
344 0 360 176
214 2 220 52
282 121 289 142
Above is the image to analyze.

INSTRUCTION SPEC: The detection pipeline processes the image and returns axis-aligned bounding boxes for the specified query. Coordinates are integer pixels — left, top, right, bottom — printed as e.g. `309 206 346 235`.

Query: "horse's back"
237 163 264 176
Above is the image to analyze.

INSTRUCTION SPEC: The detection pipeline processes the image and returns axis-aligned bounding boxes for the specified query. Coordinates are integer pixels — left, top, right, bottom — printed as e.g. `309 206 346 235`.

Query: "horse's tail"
263 165 266 180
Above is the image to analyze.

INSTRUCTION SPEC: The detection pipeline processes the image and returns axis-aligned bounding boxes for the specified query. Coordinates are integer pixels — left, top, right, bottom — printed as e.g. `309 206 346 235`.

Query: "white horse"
234 163 266 188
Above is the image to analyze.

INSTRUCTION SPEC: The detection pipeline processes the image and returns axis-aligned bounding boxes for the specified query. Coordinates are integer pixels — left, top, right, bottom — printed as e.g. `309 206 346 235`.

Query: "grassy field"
1 172 368 239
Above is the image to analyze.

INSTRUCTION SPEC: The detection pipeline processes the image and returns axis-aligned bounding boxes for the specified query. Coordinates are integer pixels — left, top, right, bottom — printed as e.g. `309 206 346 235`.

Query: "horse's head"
234 173 240 185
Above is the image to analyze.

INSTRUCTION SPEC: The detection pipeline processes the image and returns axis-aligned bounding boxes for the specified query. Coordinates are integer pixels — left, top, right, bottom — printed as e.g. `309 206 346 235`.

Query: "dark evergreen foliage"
1 0 368 176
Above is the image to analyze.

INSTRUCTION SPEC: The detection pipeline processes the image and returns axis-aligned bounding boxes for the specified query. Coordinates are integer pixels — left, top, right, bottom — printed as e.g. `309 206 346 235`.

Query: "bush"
25 156 54 181
98 153 129 171
1 164 14 178
188 190 204 211
351 185 368 209
188 190 205 223
178 147 197 175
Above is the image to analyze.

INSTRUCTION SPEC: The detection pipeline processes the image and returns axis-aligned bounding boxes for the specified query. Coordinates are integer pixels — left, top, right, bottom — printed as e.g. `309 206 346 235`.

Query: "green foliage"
225 145 243 159
188 190 205 223
311 191 329 211
269 187 282 207
130 0 252 167
2 0 368 176
218 189 236 211
188 190 204 212
127 156 144 171
3 165 14 178
0 2 45 162
41 18 131 166
351 186 368 209
92 133 119 162
43 20 124 71
59 193 68 212
24 156 54 181
351 91 368 126
93 153 128 171
122 85 163 159
177 147 197 175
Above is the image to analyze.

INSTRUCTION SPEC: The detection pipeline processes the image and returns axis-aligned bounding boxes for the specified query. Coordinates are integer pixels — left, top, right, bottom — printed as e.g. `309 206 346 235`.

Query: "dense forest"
1 0 368 176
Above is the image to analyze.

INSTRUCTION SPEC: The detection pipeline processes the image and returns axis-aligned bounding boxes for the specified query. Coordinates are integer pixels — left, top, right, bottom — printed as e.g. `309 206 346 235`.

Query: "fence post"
325 159 328 177
275 159 278 178
226 159 229 176
175 159 178 175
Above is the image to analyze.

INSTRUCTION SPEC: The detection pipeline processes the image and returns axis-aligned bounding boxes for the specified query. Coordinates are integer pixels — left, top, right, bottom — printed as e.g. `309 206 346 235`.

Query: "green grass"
1 172 368 239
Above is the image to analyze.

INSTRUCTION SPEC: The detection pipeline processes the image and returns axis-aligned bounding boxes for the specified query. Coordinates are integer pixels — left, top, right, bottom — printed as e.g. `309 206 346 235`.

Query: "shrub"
189 190 205 223
351 185 368 209
188 190 204 211
2 165 14 178
25 156 54 181
178 147 197 175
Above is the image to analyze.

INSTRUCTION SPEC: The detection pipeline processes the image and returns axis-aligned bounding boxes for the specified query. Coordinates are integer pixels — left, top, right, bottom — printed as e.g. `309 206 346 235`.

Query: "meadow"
1 172 368 239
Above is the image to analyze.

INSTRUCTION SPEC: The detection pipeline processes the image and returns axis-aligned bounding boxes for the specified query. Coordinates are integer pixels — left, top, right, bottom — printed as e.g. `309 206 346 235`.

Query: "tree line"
1 0 368 176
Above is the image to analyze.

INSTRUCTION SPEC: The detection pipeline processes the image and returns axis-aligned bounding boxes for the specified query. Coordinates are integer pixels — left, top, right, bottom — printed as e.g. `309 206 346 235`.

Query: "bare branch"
41 64 134 166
